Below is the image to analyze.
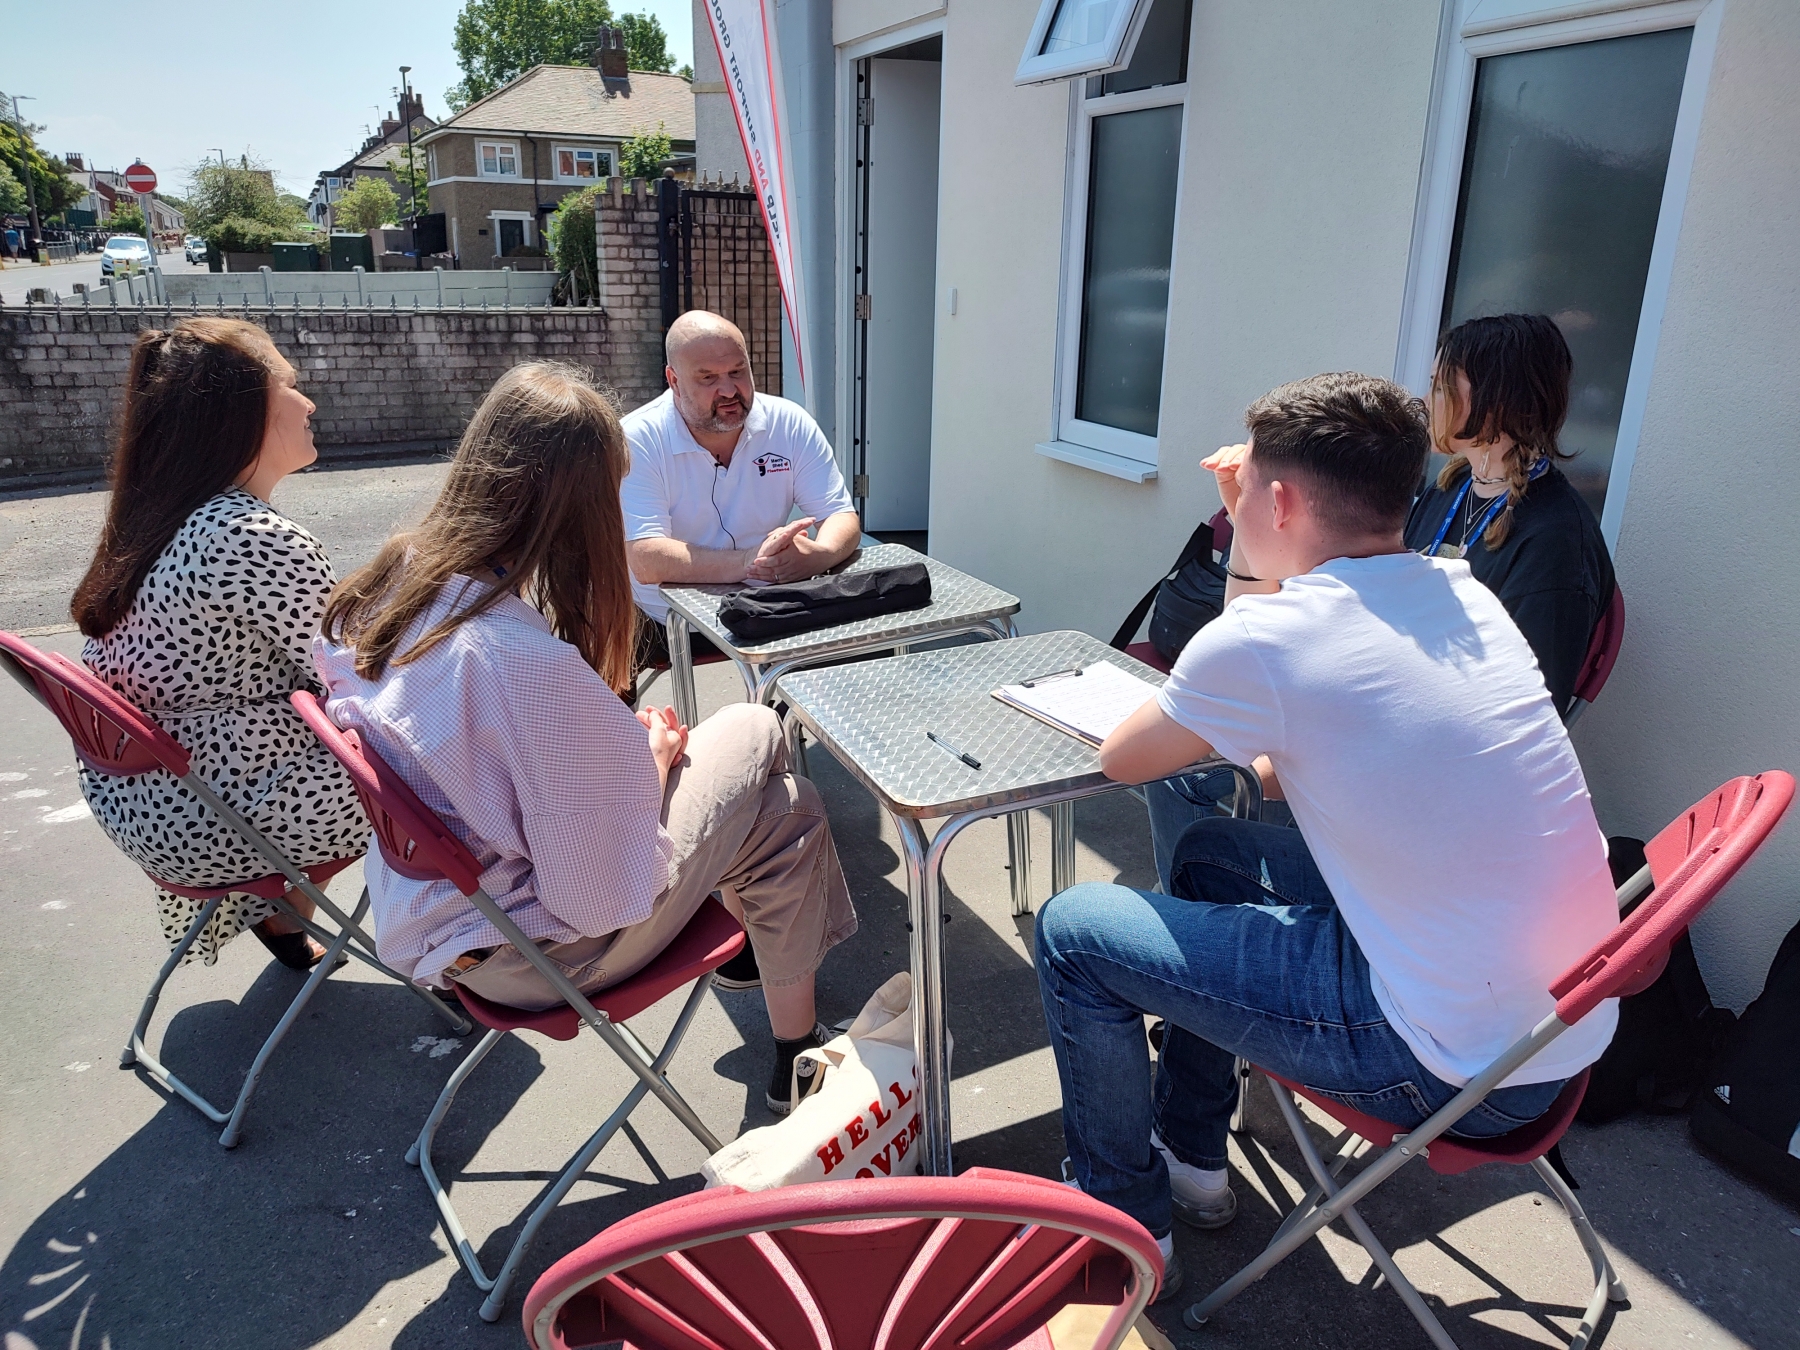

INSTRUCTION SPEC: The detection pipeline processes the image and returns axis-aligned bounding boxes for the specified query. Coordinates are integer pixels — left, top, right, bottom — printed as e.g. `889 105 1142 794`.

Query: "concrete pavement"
1 458 1794 1349
0 247 209 308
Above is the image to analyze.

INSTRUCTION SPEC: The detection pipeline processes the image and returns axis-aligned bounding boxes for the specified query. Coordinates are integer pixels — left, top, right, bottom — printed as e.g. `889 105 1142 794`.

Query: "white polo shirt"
620 390 856 623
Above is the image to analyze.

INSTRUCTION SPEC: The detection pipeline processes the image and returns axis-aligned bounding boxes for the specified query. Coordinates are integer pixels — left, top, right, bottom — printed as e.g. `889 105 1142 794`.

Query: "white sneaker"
1152 1130 1236 1230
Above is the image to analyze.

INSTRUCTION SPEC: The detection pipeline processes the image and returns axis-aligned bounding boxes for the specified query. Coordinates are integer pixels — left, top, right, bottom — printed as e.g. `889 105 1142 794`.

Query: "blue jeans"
1035 817 1566 1237
1146 771 1295 892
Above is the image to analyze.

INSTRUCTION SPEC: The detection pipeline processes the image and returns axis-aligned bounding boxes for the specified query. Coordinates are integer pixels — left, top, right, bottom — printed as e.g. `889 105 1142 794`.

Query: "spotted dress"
79 490 370 963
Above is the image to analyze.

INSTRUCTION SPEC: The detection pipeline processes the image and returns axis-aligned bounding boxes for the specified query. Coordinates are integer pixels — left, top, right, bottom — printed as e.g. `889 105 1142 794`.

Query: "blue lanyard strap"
1425 457 1549 557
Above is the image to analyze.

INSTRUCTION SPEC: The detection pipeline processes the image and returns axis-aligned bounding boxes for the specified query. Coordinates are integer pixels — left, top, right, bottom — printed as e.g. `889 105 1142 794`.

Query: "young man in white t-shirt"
1035 373 1617 1286
621 310 861 640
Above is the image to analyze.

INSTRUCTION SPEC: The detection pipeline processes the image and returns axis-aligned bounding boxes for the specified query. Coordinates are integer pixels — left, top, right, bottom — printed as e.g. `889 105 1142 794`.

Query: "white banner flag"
701 0 813 401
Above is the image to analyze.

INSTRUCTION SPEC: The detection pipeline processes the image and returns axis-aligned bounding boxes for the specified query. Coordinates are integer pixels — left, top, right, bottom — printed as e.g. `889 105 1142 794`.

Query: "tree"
447 0 613 111
185 157 284 234
619 123 672 181
548 183 600 299
336 176 399 233
386 153 429 218
104 202 147 235
618 12 674 73
678 63 694 82
0 117 78 218
0 159 24 216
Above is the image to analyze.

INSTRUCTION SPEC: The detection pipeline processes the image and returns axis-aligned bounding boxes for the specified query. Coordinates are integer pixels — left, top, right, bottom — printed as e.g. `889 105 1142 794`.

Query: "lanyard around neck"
1425 456 1549 558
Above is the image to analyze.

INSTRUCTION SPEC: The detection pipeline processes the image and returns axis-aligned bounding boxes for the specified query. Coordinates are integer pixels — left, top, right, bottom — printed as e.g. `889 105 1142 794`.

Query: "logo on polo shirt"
753 453 791 477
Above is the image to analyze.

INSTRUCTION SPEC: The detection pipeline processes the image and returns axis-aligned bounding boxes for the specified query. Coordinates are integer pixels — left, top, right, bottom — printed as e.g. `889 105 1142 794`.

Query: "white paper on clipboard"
991 660 1162 747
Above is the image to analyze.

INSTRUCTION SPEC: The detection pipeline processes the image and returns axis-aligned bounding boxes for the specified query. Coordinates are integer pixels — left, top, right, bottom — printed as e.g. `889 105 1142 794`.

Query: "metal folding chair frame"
408 881 731 1322
1 640 470 1148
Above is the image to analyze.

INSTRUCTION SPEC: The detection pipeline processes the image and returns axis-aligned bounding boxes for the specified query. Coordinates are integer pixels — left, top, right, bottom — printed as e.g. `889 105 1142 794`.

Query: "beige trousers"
454 703 857 1011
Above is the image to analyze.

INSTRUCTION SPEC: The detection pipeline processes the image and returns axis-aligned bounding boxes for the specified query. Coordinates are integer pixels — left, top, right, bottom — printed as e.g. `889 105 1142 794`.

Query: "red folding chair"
290 690 747 1322
1563 581 1625 728
1186 770 1793 1349
0 630 468 1148
521 1168 1165 1350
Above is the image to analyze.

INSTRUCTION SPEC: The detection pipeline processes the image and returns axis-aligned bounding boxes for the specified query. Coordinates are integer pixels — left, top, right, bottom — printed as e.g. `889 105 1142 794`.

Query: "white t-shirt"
1157 551 1618 1088
620 390 856 622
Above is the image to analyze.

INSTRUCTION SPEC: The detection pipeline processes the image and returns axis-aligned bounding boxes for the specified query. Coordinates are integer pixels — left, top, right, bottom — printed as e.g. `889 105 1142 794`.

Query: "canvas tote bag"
702 972 947 1190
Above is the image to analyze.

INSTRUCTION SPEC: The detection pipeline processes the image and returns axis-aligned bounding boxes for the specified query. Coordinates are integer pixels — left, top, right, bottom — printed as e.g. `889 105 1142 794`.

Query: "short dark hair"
1243 372 1429 537
1434 313 1572 458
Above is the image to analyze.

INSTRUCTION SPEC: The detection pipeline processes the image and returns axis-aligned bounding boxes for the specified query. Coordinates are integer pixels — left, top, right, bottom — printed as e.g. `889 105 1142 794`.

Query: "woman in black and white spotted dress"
72 318 368 968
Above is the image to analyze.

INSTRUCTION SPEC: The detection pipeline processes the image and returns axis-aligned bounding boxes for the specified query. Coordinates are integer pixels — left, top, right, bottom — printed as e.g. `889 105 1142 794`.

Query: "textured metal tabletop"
776 630 1197 819
659 543 1020 664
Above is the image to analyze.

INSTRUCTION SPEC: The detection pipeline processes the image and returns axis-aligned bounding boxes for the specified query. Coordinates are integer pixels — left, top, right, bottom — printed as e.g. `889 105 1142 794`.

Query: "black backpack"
1690 916 1800 1204
1576 838 1737 1124
1110 510 1230 665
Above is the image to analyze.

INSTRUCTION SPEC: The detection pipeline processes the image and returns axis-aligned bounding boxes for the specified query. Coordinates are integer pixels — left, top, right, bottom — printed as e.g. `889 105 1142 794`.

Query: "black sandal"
252 922 326 971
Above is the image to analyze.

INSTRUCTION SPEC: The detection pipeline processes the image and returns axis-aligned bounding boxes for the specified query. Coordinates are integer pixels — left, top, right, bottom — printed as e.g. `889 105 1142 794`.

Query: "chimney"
398 91 424 124
380 116 400 138
594 25 629 79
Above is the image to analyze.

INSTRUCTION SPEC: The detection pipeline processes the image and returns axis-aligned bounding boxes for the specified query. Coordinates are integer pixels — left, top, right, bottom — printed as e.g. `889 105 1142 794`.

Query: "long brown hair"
322 362 637 690
1431 313 1574 548
71 318 284 637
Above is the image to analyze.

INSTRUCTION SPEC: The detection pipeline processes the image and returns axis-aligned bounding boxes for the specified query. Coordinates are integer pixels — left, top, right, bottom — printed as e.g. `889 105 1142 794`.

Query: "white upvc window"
1015 0 1155 86
1038 0 1191 482
554 145 612 181
1398 0 1721 541
477 140 520 177
427 145 438 181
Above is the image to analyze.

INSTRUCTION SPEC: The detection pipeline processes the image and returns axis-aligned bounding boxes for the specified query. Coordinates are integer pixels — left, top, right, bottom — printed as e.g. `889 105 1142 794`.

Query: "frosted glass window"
1443 27 1691 513
1075 103 1182 437
1041 0 1132 54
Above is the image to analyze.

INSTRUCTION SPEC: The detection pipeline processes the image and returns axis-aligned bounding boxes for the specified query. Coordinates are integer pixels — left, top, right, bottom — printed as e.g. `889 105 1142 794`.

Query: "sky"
0 0 693 200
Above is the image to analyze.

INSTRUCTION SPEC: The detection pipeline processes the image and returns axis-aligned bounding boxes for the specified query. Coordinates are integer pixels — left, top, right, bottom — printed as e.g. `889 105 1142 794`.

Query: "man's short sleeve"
786 406 856 521
1155 607 1285 768
620 418 673 542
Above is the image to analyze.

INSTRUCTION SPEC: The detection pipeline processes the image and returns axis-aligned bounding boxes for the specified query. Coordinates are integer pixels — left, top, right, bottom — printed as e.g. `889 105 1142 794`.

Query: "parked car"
184 236 208 264
100 235 151 276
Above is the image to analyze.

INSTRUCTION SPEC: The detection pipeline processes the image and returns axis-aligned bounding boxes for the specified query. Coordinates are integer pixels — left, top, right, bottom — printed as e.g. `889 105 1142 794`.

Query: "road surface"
0 244 210 306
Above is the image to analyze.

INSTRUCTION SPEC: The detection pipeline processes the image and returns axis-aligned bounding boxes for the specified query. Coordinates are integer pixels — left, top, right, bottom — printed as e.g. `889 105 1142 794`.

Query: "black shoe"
1148 1019 1167 1052
713 944 762 991
252 922 326 971
767 1022 830 1114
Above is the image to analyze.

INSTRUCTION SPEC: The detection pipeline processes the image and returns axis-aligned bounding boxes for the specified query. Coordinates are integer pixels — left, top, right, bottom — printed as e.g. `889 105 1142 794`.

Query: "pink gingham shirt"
312 579 673 989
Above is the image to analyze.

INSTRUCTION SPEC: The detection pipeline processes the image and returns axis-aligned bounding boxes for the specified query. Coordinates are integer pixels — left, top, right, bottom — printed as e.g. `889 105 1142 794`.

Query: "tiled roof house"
417 41 695 267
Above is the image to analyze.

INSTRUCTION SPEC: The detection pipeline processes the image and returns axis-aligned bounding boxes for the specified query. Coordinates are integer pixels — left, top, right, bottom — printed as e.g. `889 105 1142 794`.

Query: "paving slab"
1 464 1794 1349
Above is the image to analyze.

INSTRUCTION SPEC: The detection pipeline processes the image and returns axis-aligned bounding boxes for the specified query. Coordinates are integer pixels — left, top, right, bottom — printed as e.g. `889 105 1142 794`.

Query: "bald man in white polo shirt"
622 312 861 649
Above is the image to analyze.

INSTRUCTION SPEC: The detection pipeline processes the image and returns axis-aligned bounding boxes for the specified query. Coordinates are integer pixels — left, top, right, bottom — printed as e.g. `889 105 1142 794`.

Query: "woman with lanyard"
1145 314 1615 898
1404 313 1615 716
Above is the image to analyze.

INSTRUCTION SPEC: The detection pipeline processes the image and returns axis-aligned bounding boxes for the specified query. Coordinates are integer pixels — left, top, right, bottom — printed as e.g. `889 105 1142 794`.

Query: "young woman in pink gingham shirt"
316 362 857 1115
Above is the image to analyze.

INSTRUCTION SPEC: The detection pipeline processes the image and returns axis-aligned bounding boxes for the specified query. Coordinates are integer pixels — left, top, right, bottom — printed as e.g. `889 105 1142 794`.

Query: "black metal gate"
658 178 783 397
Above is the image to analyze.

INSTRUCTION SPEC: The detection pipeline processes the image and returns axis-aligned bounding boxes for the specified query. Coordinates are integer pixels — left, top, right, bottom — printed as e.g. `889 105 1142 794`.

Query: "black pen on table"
926 730 981 770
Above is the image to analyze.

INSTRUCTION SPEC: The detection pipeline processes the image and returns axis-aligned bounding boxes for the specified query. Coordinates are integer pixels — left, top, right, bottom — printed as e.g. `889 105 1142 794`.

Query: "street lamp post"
9 95 43 262
399 65 422 269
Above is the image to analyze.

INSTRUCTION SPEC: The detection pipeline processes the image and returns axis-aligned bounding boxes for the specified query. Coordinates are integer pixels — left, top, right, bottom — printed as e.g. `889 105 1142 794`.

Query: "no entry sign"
124 163 158 193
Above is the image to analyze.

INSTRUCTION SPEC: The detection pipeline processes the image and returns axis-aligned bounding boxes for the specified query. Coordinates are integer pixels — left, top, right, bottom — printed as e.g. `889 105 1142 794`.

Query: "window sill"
1034 440 1158 483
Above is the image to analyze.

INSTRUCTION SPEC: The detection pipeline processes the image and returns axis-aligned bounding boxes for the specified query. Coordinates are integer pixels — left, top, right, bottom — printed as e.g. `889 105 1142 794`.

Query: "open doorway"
850 35 942 537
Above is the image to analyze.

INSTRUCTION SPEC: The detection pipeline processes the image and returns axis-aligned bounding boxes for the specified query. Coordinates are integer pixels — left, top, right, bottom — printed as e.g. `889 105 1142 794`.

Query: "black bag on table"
1690 915 1800 1204
1577 837 1737 1124
717 563 932 641
1109 511 1230 665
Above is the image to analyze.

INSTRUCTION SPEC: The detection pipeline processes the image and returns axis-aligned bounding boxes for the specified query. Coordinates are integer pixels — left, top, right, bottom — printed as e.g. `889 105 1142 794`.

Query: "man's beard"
688 394 748 435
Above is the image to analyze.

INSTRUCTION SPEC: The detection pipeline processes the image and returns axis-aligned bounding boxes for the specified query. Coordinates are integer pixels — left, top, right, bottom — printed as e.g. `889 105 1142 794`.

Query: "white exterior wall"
1573 0 1800 1009
925 0 1441 639
693 0 752 181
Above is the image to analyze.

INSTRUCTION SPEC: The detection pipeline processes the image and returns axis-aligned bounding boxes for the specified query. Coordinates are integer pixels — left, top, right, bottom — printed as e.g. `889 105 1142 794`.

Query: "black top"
1404 462 1615 713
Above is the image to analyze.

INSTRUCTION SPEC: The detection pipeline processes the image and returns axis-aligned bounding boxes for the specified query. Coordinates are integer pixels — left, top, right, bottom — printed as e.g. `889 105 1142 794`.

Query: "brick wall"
0 274 666 483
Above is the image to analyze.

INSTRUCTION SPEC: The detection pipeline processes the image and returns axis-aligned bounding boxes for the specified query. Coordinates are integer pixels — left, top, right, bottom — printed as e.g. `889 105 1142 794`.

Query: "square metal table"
657 542 1021 726
774 629 1258 1176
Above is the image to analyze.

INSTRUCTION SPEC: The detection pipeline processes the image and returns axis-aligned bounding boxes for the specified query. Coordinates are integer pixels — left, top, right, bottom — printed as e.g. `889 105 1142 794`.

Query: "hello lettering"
812 1078 920 1177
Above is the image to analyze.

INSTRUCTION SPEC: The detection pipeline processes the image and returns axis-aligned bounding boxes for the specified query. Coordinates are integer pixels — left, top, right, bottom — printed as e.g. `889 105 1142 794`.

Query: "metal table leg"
893 814 954 1175
1227 764 1263 1134
1050 800 1076 895
1007 812 1033 916
666 614 699 728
